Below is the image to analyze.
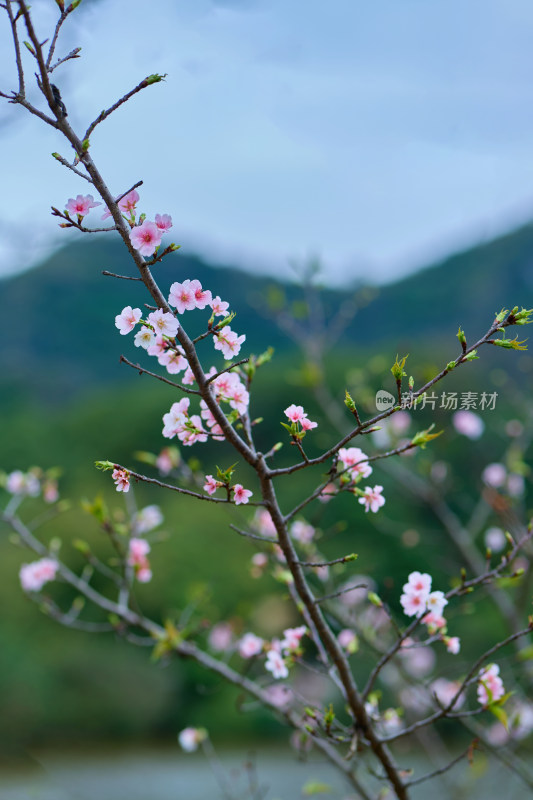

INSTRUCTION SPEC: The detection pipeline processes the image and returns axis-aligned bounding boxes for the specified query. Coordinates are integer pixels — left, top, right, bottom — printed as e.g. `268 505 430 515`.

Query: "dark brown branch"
119 355 200 395
84 79 166 141
102 271 143 282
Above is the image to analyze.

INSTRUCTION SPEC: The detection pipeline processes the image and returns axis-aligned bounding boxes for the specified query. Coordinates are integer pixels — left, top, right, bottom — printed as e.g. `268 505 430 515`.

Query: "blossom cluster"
4 469 59 503
336 447 385 513
127 538 152 583
477 663 505 706
400 572 460 654
238 626 307 681
19 557 59 592
203 475 253 505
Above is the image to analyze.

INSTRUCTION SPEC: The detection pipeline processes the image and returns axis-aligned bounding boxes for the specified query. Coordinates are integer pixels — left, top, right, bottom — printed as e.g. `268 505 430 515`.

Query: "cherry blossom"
482 463 507 488
338 447 372 480
431 678 465 709
132 505 163 534
445 636 461 654
358 485 385 513
208 622 233 652
178 415 208 446
162 398 190 438
127 537 152 582
290 520 315 544
338 629 359 653
203 475 219 495
168 278 211 313
159 349 187 374
155 213 172 231
405 572 432 594
155 448 179 475
477 664 505 705
65 194 101 217
178 727 206 752
147 336 169 359
263 684 293 709
400 590 428 618
422 612 447 633
238 632 264 658
115 306 142 335
214 327 246 360
134 326 156 349
284 404 317 431
484 527 506 552
233 484 253 505
19 557 59 592
112 468 130 493
210 296 229 317
453 409 485 440
146 309 179 338
265 648 289 680
101 189 140 220
426 590 448 617
129 220 162 256
280 626 307 653
6 470 40 496
253 509 277 538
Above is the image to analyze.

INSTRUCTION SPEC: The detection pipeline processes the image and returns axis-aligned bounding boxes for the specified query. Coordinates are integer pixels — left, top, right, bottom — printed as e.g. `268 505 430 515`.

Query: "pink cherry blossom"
238 632 264 658
253 509 277 538
400 590 428 618
133 505 163 534
284 404 306 423
422 611 446 633
210 296 230 317
405 572 432 594
338 447 372 480
263 684 293 709
134 326 156 349
445 636 461 654
147 309 179 338
189 279 212 309
284 404 317 431
265 648 289 680
477 664 505 705
214 327 246 360
482 463 507 488
318 482 337 502
43 480 59 504
168 279 196 313
19 557 59 592
129 220 162 256
178 415 208 446
358 485 385 513
431 678 465 709
127 537 152 582
115 306 142 335
453 409 485 440
290 520 315 544
147 336 169 358
155 213 173 231
338 629 358 653
233 484 253 505
65 194 101 217
112 468 130 493
203 475 219 495
280 626 307 653
208 622 234 652
182 366 196 385
159 349 187 374
301 417 318 431
162 398 190 438
156 448 179 475
6 470 40 496
102 189 140 219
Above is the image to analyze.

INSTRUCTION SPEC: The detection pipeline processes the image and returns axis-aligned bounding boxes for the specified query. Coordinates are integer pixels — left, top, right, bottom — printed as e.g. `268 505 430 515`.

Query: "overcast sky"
2 0 533 285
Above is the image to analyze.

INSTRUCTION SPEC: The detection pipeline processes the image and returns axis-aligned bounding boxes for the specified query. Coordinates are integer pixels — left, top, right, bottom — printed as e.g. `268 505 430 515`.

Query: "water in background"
0 745 528 800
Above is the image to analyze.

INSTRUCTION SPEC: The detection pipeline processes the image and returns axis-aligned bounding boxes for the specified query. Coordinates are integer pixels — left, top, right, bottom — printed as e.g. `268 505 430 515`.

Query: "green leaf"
145 73 167 85
411 423 443 449
391 354 409 381
464 350 479 361
302 780 332 795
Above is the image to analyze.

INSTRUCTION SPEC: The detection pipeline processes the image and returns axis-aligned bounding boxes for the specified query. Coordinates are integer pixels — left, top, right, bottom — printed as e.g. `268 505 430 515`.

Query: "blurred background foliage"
1 227 532 755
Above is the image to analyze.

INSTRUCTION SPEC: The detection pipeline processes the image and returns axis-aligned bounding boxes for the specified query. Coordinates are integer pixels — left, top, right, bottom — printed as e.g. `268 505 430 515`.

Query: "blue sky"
2 0 533 284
